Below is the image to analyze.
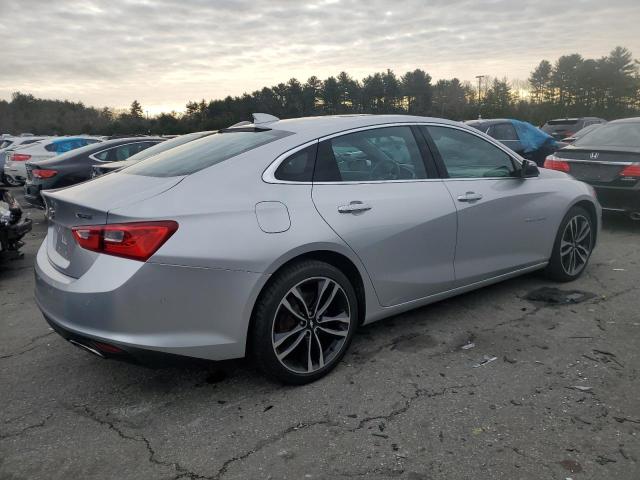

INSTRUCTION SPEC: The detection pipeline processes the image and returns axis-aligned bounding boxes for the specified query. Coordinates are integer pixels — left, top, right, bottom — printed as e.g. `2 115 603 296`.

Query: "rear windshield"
546 119 578 126
125 131 212 164
126 129 292 177
573 122 640 148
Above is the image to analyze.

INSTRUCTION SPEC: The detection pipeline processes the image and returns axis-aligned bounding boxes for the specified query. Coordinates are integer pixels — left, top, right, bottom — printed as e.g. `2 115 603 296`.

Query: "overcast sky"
1 0 639 114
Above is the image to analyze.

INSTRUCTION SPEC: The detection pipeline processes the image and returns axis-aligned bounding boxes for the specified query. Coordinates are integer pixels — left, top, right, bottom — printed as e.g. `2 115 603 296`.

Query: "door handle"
338 201 372 214
457 191 483 202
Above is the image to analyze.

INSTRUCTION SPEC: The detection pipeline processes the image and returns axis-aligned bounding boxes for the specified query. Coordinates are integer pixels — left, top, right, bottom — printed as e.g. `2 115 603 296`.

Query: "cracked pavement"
1 187 639 479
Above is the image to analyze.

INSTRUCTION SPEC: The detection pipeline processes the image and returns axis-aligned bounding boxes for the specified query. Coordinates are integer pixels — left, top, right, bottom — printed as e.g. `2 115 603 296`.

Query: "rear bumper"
593 186 640 213
4 161 26 181
34 240 269 361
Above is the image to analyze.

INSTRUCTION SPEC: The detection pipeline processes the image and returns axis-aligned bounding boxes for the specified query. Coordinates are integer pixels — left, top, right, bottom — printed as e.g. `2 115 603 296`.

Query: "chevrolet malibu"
36 114 600 384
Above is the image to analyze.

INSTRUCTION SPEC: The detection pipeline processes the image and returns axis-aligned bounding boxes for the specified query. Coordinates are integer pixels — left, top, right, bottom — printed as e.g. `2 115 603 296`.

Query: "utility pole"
475 75 486 118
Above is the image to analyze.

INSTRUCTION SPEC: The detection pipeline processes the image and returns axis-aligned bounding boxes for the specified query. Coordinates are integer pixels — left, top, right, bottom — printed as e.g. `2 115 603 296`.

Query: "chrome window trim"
262 140 319 184
561 159 633 166
262 121 525 185
88 141 156 163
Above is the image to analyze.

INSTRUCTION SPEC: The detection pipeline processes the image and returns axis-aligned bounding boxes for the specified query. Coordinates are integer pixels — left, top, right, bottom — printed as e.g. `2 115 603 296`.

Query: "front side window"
127 129 293 177
424 126 517 178
314 126 427 182
489 123 518 141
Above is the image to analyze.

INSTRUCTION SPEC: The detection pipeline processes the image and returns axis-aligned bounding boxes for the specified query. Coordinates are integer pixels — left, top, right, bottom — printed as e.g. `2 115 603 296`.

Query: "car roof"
92 137 164 148
546 117 604 122
608 117 640 124
233 114 465 140
466 118 514 127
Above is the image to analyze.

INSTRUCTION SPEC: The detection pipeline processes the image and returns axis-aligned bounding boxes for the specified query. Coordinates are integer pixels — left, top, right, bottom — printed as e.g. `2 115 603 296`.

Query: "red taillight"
32 169 58 179
544 155 571 173
12 153 31 162
72 221 178 261
620 163 640 178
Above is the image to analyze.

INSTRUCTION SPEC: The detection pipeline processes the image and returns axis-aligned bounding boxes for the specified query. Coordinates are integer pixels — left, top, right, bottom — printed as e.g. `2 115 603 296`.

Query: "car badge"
590 152 599 160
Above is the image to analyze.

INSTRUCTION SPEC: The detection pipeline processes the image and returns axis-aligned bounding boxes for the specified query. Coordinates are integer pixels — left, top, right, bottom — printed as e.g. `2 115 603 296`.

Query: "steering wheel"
370 159 400 180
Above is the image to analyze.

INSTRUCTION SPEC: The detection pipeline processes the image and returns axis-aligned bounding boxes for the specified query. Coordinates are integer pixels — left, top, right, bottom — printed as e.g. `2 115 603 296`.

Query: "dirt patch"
525 287 596 305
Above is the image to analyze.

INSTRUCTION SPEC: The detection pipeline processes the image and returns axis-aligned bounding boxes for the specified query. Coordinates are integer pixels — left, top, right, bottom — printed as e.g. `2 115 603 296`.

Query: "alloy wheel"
3 175 22 187
272 276 352 374
560 214 592 276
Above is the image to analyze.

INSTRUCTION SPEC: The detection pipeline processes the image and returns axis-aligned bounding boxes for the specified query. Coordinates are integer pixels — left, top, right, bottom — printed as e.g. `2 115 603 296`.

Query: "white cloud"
1 0 639 112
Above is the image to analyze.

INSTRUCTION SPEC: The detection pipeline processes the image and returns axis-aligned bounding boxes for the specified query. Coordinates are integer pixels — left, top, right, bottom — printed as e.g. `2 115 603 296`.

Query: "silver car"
35 114 600 384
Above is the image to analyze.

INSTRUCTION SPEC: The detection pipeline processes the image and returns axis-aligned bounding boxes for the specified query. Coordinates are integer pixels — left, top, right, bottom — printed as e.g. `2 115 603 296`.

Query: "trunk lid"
42 172 183 278
555 148 640 186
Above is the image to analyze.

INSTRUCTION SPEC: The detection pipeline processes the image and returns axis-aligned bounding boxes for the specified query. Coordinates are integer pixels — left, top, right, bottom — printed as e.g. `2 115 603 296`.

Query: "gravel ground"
1 186 639 480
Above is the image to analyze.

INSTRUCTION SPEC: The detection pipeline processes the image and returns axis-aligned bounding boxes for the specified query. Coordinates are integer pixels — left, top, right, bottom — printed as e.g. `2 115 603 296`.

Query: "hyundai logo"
590 152 600 160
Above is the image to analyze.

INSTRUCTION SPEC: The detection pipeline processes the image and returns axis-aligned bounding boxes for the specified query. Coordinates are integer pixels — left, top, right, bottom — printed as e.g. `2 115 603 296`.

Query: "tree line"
1 46 638 136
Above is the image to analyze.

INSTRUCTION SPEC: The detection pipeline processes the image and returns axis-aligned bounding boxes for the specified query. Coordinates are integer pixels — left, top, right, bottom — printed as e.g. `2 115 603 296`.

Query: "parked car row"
0 135 50 186
466 118 564 166
23 137 166 207
464 115 638 218
2 136 103 186
541 116 606 141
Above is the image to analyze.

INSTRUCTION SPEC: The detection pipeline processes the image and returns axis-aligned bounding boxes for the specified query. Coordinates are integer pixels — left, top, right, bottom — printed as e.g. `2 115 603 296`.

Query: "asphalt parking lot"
1 186 639 480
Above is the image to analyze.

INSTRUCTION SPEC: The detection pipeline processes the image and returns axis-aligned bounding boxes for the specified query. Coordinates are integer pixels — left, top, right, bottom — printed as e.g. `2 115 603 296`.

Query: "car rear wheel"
3 175 23 187
250 260 358 384
544 206 594 282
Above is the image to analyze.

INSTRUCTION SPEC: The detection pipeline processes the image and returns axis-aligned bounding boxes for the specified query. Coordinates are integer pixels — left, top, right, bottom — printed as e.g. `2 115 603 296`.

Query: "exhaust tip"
68 339 105 358
629 212 640 221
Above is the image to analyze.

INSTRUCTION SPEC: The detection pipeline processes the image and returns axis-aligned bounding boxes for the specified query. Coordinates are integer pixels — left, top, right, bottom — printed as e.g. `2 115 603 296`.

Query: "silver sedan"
35 114 600 384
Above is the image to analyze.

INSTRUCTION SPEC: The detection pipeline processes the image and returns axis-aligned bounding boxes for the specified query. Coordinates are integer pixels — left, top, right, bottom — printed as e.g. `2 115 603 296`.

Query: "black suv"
542 117 606 140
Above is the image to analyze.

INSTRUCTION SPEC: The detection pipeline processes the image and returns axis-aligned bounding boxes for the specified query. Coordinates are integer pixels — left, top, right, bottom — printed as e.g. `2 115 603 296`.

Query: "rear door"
421 125 551 285
311 125 457 307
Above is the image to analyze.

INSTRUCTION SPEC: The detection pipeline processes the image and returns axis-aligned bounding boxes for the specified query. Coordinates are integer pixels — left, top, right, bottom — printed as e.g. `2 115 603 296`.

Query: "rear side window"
127 129 293 177
274 144 317 182
314 126 427 182
94 142 156 162
489 123 518 141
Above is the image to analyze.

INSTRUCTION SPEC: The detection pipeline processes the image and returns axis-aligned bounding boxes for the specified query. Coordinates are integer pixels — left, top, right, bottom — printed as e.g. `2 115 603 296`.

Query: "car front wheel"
545 206 594 282
250 260 358 384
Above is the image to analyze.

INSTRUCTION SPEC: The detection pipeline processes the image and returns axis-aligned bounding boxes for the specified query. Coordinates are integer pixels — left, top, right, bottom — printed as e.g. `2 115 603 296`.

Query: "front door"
421 125 551 286
311 125 457 307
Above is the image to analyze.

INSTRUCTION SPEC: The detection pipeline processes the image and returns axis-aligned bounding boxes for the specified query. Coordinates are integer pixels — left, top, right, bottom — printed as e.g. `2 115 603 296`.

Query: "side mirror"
520 159 539 178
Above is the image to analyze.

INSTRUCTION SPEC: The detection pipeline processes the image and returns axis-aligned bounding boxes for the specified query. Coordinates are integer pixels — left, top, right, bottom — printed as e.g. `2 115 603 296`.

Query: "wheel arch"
246 248 370 356
570 198 599 245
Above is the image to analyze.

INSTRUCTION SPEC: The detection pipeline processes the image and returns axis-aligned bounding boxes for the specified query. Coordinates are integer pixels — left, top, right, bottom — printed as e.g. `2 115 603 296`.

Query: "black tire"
3 175 23 187
250 260 358 385
544 206 594 282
